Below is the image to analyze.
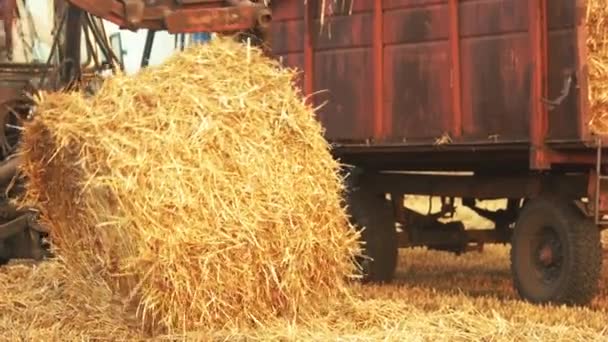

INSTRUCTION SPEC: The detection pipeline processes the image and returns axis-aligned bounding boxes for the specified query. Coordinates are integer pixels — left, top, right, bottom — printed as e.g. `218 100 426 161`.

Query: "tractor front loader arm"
67 0 271 34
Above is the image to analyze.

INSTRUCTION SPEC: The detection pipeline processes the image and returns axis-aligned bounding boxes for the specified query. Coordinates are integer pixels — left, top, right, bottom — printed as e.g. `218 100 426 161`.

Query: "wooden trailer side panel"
270 0 589 157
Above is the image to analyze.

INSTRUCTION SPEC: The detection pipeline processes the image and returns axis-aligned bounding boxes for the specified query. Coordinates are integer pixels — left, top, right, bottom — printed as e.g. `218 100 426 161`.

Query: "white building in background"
103 23 186 75
0 0 54 63
103 24 213 74
104 25 213 75
1 0 205 73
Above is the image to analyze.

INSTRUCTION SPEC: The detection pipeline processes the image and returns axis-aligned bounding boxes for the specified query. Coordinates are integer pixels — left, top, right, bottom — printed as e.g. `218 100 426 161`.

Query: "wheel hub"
534 227 563 282
538 243 554 266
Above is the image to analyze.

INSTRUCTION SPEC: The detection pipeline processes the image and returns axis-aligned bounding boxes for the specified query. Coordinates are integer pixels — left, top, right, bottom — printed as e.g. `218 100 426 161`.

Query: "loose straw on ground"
0 261 140 340
2 245 607 340
16 37 360 334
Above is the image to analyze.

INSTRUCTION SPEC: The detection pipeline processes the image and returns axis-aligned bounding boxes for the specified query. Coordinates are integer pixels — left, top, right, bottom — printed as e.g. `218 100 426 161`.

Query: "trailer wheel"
510 196 602 305
345 171 398 283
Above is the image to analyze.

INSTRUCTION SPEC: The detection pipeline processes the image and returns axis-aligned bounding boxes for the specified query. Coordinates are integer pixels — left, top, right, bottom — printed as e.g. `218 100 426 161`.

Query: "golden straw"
16 37 361 334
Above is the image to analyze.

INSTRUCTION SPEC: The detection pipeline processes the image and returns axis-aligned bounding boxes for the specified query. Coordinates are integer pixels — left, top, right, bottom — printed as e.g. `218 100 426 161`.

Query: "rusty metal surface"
529 0 550 169
0 64 36 104
67 0 269 33
270 0 590 170
0 0 17 60
61 5 83 85
361 172 589 199
165 6 270 33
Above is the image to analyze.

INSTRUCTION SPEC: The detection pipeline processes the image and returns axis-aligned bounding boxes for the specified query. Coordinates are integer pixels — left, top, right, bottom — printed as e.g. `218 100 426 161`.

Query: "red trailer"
270 0 606 306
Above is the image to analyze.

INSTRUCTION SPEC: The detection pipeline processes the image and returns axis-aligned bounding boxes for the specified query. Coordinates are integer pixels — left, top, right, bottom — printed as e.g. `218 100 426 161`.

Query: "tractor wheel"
510 196 602 305
345 169 398 283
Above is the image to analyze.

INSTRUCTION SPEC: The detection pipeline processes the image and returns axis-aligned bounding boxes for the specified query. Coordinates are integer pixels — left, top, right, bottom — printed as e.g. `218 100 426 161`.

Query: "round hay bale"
17 37 360 332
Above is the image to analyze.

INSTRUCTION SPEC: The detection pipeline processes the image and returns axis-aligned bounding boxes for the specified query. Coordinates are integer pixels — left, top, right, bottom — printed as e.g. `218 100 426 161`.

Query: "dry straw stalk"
17 37 360 334
588 0 608 133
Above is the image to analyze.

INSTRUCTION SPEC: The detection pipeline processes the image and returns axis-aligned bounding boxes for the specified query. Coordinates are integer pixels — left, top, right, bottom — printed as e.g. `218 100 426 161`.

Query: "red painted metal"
67 0 268 33
548 150 596 165
0 0 17 59
303 0 314 98
270 1 594 172
448 0 462 140
529 0 550 170
365 172 588 200
165 7 265 33
372 0 384 139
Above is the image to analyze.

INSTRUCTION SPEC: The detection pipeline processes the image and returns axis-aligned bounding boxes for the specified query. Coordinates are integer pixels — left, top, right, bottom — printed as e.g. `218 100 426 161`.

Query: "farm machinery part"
0 0 272 265
0 62 55 264
395 196 514 255
346 167 605 305
67 0 272 34
0 156 50 265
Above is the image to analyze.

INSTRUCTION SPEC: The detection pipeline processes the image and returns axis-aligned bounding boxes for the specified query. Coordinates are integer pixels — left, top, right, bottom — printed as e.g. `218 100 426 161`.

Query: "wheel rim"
531 226 563 284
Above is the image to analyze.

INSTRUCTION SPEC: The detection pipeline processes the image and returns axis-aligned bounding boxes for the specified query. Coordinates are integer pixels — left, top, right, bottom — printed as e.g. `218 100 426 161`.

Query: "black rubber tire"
345 169 398 283
511 196 602 305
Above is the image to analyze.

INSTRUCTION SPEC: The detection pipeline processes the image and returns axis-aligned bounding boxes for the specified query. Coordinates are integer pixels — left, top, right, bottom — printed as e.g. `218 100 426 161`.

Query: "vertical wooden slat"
303 1 314 99
373 0 384 140
448 0 463 139
529 0 550 169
